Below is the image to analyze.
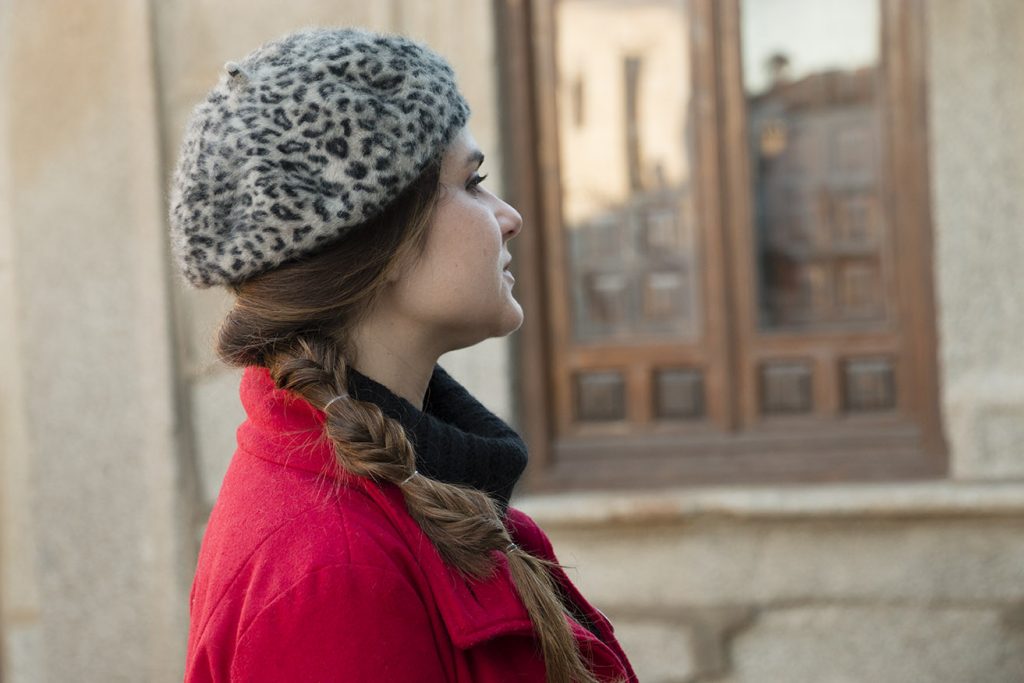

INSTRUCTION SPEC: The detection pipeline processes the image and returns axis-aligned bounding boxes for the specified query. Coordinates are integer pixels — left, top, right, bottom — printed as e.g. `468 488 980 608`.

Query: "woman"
170 26 637 683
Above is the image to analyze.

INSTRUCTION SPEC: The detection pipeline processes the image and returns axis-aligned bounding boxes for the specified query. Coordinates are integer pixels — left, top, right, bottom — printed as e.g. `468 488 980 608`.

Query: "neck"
345 310 442 411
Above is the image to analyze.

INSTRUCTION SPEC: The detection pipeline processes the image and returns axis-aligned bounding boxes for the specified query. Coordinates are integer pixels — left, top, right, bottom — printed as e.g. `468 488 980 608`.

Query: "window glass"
555 0 702 342
742 0 887 330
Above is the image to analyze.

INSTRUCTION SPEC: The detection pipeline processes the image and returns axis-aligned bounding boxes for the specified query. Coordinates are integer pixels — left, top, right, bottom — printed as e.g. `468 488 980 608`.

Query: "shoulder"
201 443 419 577
503 505 559 562
190 471 419 637
207 467 411 576
189 479 443 680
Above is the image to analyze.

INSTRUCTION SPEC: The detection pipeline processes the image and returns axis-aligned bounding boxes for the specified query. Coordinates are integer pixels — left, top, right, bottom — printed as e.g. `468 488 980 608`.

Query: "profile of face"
383 127 525 354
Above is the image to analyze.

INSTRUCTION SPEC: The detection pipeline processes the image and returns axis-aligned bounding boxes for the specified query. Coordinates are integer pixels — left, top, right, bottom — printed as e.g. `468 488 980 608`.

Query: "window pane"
741 0 887 330
554 0 701 343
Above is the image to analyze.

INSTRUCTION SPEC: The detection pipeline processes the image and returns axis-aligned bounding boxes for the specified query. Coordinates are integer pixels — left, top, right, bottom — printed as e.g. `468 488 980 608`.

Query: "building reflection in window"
742 0 888 330
554 0 700 343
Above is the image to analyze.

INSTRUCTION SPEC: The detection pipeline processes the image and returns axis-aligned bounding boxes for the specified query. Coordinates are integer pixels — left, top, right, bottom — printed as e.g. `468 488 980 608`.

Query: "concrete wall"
928 0 1024 480
0 1 188 680
0 1 35 679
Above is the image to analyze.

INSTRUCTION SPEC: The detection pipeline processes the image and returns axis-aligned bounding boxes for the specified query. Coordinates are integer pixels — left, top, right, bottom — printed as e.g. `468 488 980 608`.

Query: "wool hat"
168 26 471 288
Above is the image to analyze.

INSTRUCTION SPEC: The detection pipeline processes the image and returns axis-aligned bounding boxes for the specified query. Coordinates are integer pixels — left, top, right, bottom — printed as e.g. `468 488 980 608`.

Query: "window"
497 0 944 490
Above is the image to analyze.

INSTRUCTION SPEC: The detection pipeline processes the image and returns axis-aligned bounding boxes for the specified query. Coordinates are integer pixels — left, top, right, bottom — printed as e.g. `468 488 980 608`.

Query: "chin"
484 306 524 341
447 306 524 351
499 299 525 335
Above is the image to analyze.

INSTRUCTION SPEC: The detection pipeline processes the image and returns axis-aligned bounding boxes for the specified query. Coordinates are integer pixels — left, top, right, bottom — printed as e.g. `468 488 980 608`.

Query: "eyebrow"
465 150 485 168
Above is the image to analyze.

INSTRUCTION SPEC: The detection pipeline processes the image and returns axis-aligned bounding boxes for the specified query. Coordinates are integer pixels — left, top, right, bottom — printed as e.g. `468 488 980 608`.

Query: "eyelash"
467 173 488 193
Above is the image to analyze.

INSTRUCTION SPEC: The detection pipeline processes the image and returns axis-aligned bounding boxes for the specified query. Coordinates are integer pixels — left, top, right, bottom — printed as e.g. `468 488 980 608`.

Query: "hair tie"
401 470 419 485
323 392 349 413
506 542 519 554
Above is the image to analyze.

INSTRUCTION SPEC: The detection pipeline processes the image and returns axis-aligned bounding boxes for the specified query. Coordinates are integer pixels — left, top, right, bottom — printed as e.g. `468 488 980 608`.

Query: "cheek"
396 246 473 311
434 201 500 265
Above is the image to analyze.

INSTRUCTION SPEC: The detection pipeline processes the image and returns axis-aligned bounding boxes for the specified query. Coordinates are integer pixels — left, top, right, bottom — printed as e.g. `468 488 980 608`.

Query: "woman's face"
386 127 524 352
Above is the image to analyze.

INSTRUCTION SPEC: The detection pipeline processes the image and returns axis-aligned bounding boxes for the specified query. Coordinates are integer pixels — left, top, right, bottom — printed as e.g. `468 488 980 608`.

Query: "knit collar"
238 363 529 515
345 363 529 515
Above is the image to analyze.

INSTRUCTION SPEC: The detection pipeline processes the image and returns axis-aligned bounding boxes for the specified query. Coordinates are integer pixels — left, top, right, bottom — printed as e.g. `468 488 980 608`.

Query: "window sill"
512 480 1024 528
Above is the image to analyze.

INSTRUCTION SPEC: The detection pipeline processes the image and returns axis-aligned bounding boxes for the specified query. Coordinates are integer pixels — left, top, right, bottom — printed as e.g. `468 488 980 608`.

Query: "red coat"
185 366 637 682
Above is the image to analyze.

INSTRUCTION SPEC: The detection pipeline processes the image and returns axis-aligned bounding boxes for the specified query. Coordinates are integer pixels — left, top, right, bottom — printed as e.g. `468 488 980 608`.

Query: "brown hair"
214 154 617 683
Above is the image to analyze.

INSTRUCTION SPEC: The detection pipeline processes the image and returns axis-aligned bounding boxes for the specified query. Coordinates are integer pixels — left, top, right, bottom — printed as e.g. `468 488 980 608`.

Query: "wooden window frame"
495 0 946 492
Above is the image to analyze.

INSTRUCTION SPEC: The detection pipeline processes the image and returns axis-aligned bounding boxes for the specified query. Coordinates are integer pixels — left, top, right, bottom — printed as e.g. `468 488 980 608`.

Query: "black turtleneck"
344 362 529 517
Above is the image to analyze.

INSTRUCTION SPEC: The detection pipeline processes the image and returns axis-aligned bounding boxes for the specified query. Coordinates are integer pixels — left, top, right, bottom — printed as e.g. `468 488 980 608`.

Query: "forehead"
444 128 483 170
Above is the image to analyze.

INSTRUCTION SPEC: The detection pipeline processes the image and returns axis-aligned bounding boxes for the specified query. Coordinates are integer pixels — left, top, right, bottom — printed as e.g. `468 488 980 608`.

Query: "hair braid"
258 333 613 683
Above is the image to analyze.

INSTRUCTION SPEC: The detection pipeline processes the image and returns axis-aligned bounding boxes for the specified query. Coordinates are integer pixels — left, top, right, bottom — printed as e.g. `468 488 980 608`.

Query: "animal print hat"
168 26 471 288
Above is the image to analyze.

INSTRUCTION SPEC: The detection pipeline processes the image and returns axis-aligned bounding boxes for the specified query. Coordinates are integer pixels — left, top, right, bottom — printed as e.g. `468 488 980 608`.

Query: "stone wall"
0 1 187 680
520 484 1024 682
928 0 1024 480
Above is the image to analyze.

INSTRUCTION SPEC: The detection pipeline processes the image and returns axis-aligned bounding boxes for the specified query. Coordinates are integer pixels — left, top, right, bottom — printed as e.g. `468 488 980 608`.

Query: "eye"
466 173 488 194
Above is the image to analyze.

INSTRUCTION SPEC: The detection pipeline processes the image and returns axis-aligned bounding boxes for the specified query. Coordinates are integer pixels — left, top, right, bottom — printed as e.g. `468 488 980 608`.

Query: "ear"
383 263 404 286
384 247 416 285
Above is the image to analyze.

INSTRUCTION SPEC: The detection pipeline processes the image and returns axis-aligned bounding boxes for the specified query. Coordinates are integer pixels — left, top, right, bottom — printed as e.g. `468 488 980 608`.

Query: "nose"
498 198 523 240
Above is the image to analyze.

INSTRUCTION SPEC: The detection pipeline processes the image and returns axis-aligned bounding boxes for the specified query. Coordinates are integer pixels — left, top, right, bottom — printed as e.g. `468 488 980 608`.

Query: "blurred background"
1 0 1023 681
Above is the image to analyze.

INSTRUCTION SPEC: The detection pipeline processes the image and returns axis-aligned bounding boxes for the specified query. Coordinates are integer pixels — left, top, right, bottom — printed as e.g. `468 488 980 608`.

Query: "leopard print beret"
168 26 471 288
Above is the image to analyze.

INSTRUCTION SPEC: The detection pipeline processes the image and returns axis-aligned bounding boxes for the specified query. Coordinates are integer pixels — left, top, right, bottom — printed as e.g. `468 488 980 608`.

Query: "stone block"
546 517 1024 608
177 285 233 376
979 407 1024 477
945 374 1024 479
191 368 247 506
927 0 1024 477
4 623 44 683
732 605 1024 683
611 618 698 683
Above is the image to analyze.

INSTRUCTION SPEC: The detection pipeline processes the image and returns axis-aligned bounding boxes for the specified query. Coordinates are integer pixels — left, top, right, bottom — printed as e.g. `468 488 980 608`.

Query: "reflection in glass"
742 0 888 330
554 0 701 343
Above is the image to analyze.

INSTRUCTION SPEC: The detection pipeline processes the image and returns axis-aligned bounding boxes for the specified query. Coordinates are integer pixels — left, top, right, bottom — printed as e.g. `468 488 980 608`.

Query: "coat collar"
239 361 529 514
236 366 633 677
